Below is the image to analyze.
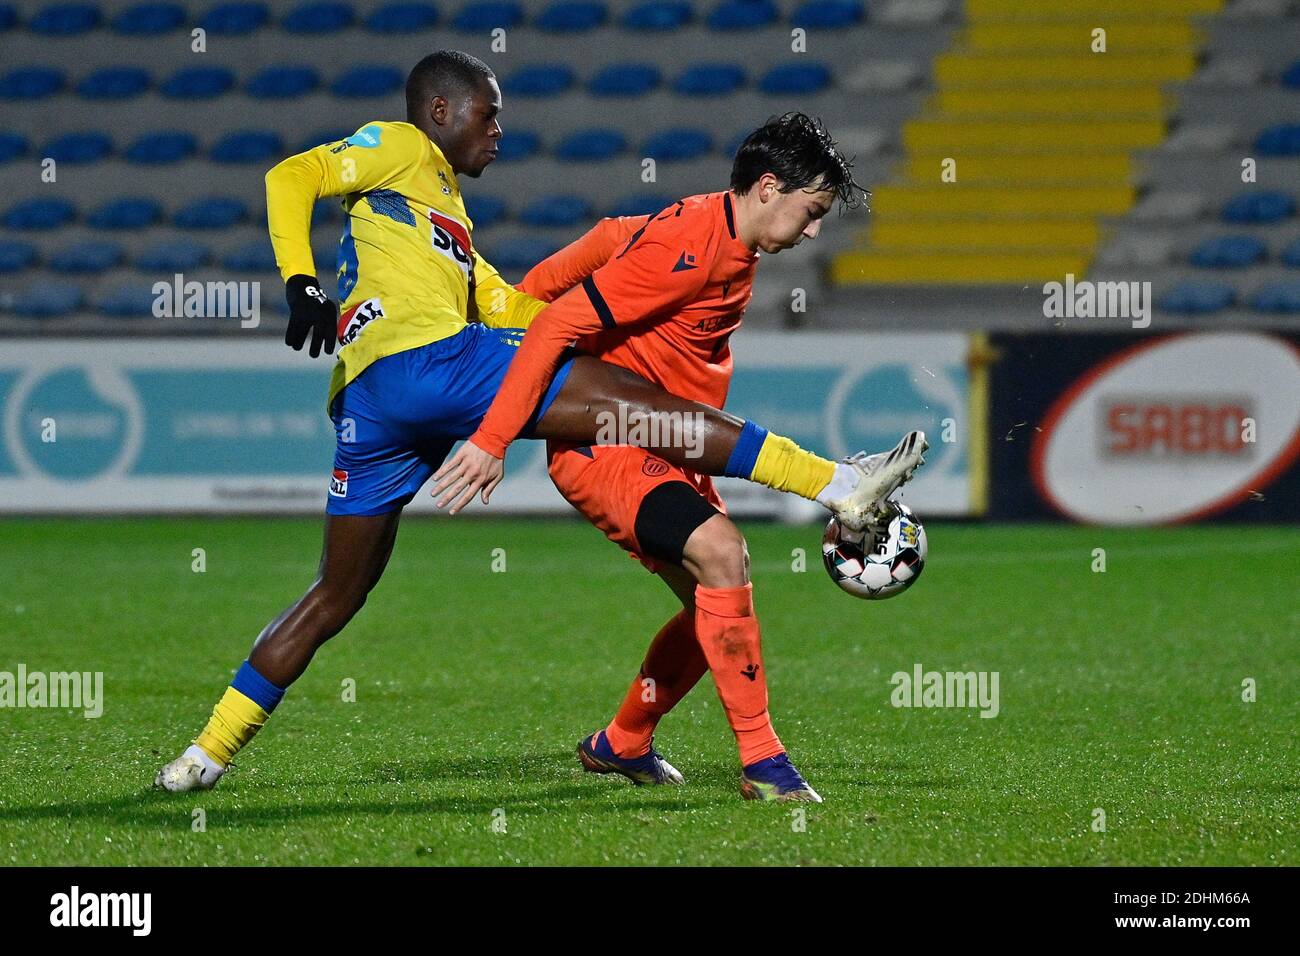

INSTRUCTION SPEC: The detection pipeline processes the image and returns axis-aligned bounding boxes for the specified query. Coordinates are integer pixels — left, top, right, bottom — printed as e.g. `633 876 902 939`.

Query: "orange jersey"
471 191 758 458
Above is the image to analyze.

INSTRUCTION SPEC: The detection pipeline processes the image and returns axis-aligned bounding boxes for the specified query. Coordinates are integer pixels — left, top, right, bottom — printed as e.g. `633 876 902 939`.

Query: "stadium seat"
96 284 161 317
722 129 750 157
135 238 211 271
1250 280 1300 313
247 66 321 98
0 239 38 274
1253 124 1300 157
1157 279 1235 314
451 1 523 31
1281 58 1300 90
88 197 164 230
464 195 508 229
172 197 248 229
0 4 15 31
642 127 712 161
160 66 237 99
791 0 864 29
707 0 777 30
1281 237 1300 268
282 2 355 33
536 1 606 32
494 129 541 161
759 62 831 95
588 62 660 97
77 67 152 100
0 132 29 163
622 1 691 30
674 63 745 96
29 3 101 35
0 67 66 100
1189 235 1267 269
210 130 284 164
43 131 114 164
9 281 84 318
554 128 626 162
111 3 188 34
125 131 198 164
330 66 403 97
199 2 270 35
1221 191 1297 224
487 236 561 272
3 197 76 231
222 240 279 271
606 193 673 218
365 2 439 31
520 194 593 227
314 197 343 223
50 239 125 274
504 64 575 97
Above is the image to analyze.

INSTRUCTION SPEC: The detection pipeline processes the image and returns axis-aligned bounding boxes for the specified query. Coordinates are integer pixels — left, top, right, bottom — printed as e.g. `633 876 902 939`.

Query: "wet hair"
730 112 869 212
406 50 495 118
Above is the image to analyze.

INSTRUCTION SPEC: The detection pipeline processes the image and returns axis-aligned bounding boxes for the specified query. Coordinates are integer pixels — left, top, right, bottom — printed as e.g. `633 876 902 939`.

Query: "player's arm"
471 253 547 330
265 123 423 354
518 215 649 303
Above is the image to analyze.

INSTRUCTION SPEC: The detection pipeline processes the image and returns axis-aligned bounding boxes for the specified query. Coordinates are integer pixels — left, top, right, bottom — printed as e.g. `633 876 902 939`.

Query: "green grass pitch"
1 517 1295 866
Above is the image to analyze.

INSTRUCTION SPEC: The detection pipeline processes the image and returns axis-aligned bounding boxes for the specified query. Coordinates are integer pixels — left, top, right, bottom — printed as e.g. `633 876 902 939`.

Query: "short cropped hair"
730 112 868 211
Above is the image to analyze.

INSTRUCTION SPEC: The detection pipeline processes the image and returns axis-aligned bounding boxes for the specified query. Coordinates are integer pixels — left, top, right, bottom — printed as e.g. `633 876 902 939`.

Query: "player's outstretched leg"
537 356 926 530
155 511 402 792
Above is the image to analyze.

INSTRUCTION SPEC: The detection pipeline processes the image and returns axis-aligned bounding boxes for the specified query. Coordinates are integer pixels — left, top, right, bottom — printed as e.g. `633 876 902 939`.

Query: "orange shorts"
547 441 726 572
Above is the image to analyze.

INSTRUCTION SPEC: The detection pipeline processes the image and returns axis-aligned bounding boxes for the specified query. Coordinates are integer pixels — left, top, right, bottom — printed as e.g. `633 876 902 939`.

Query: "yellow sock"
750 433 837 501
194 687 270 767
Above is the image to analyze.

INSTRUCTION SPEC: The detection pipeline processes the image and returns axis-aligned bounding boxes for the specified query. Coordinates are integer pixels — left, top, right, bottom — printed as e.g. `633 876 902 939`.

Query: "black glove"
284 274 338 357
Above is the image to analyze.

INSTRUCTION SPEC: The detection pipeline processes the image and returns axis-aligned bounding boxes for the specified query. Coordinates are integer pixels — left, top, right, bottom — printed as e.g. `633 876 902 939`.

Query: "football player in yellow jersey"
155 51 925 792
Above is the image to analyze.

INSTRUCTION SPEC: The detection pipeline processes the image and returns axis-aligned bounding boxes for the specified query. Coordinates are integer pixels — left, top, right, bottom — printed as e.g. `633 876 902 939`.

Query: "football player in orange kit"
433 113 928 802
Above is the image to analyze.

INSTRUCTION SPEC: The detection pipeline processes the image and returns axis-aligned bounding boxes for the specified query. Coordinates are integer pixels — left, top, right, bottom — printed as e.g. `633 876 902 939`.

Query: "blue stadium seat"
111 3 187 34
172 197 248 229
707 0 776 30
0 67 67 100
222 240 279 271
0 239 38 273
160 66 237 99
199 2 270 35
760 61 831 95
1281 237 1300 268
29 3 101 35
0 3 16 31
791 0 864 29
297 128 354 151
554 128 626 162
674 63 745 96
3 197 76 230
520 194 593 227
1253 124 1300 157
330 66 403 97
50 239 125 274
464 195 508 229
247 66 321 98
588 62 660 97
606 193 673 218
314 197 343 223
622 1 691 30
125 131 198 164
1250 280 1300 313
536 1 606 31
210 130 284 163
1221 191 1297 225
504 64 575 97
494 129 541 161
96 284 161 318
723 128 750 157
77 67 152 100
0 132 29 163
452 1 523 30
1281 59 1300 90
10 281 84 318
1157 279 1235 314
643 127 712 161
1189 235 1267 269
282 1 354 33
488 237 561 273
43 131 113 164
365 2 439 31
88 197 164 230
135 238 211 271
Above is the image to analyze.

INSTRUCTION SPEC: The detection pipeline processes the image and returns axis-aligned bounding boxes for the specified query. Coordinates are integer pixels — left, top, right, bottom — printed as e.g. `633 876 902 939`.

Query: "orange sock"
605 610 708 758
693 583 784 766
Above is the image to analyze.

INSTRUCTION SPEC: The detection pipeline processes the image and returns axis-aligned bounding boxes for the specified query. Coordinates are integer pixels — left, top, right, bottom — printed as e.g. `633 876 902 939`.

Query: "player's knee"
308 581 368 640
682 516 749 588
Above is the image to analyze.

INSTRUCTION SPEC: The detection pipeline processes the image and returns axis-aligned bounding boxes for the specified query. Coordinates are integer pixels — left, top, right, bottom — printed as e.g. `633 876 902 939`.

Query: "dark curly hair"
730 112 869 212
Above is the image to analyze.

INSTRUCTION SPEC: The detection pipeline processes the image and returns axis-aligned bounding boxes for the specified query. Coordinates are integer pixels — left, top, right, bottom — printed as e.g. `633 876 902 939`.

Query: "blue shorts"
326 323 575 516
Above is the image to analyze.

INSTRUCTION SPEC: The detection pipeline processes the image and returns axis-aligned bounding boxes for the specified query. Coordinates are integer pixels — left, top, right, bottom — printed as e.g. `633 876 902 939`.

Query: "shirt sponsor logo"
429 210 473 278
337 297 385 346
329 468 348 497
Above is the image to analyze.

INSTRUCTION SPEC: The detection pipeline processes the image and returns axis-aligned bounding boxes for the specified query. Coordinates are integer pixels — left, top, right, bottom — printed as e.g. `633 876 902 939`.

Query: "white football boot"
818 430 929 532
155 744 226 792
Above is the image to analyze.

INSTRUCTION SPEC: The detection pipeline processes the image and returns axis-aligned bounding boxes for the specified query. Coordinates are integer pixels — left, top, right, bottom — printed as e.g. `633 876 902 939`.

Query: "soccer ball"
821 501 927 600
